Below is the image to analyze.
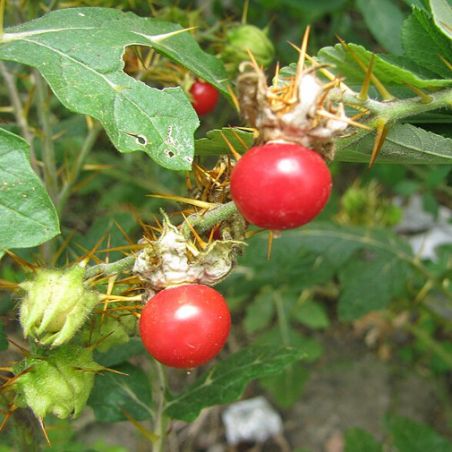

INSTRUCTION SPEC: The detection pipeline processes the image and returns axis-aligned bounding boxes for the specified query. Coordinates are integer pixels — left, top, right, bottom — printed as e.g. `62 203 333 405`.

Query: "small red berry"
230 143 332 230
139 284 231 369
189 80 219 116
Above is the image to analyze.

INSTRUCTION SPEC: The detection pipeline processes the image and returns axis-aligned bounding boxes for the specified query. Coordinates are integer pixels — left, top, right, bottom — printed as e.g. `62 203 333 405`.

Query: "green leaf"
244 287 275 334
258 328 321 408
165 345 305 421
386 415 452 452
430 0 452 39
195 127 254 156
0 129 59 254
292 300 330 330
338 248 411 320
88 363 153 422
93 338 145 368
318 43 452 89
336 124 452 164
356 0 405 55
402 8 452 78
0 321 8 351
0 8 228 170
345 428 382 452
260 362 309 408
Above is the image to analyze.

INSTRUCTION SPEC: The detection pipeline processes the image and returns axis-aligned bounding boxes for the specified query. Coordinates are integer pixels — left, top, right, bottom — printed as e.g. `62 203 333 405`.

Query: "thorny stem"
84 202 241 279
182 201 238 238
34 70 58 203
57 121 102 214
340 87 452 124
85 255 136 279
0 63 38 173
152 361 169 452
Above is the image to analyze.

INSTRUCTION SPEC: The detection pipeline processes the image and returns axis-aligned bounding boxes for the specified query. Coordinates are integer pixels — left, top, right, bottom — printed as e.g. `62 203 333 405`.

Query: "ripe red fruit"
139 284 231 368
230 143 332 230
189 80 219 116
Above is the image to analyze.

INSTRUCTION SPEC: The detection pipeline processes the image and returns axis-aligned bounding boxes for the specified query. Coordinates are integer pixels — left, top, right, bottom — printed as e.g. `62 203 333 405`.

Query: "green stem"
408 324 452 369
0 62 38 173
342 88 452 123
274 291 290 346
34 70 58 202
181 201 238 237
57 121 102 214
152 361 169 452
85 255 135 279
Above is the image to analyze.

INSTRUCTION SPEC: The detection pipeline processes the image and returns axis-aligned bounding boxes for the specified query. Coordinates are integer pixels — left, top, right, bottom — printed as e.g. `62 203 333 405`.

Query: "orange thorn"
369 121 389 167
267 230 274 260
226 83 240 113
359 54 375 101
220 131 243 161
337 37 394 101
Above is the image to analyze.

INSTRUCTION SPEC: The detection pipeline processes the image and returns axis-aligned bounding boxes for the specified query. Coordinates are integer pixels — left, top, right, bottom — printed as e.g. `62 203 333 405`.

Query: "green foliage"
0 129 59 257
88 362 153 422
0 7 228 170
345 427 382 452
318 43 451 88
165 345 305 421
292 300 330 330
402 7 452 78
386 415 452 452
356 0 405 54
195 127 254 156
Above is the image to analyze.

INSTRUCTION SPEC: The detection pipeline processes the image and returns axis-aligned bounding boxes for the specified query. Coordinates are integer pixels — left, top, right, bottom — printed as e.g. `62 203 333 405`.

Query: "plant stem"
274 291 290 346
85 255 135 279
408 324 452 368
34 70 58 202
0 62 38 173
181 201 238 237
152 361 169 452
341 88 452 123
57 121 102 213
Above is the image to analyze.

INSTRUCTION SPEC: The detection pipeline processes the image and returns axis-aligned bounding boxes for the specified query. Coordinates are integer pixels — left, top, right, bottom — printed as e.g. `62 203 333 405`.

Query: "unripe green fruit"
221 24 275 73
19 265 99 347
13 345 102 419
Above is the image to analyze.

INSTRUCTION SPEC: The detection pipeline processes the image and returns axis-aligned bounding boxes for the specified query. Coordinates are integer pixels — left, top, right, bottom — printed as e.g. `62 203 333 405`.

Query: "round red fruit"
189 80 219 116
139 284 231 369
230 143 332 230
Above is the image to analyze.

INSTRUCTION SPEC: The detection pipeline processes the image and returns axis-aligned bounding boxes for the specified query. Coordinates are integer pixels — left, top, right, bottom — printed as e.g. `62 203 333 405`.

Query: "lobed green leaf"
0 8 228 170
165 345 305 421
318 43 452 89
336 124 452 164
430 0 452 40
356 0 405 55
88 363 153 422
0 129 59 255
195 127 254 156
402 7 452 78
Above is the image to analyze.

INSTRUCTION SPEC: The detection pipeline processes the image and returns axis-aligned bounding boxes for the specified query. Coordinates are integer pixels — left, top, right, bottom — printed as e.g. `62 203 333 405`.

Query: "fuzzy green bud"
222 24 275 74
13 345 102 419
20 265 99 347
81 314 136 352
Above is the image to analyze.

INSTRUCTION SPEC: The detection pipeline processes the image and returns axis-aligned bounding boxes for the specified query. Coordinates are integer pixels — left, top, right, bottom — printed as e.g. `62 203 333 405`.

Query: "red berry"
230 143 332 230
189 80 219 116
139 284 231 369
